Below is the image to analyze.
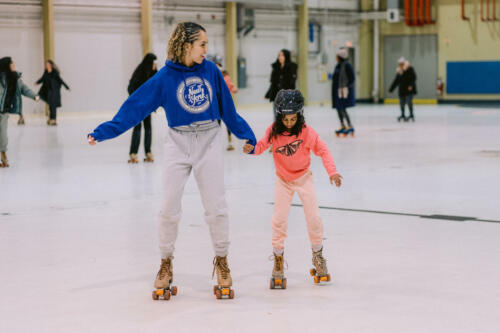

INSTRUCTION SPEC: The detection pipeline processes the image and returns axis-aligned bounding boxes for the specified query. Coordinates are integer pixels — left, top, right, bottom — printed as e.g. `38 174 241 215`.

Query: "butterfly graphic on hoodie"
275 139 303 156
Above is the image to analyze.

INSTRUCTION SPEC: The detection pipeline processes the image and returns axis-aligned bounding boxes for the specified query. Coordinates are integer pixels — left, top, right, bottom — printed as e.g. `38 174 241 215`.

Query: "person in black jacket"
265 49 297 117
332 48 356 137
127 53 157 163
35 60 70 126
389 59 417 122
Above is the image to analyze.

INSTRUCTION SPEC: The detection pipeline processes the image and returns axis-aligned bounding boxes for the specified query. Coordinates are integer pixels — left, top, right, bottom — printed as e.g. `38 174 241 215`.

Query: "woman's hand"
243 143 254 154
88 135 97 146
34 96 40 101
330 173 342 187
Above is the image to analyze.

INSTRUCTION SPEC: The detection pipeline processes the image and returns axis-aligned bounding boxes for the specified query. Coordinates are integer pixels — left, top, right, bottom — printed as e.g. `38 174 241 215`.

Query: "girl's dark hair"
0 56 18 89
134 53 157 78
274 49 292 66
168 22 206 64
47 59 60 74
268 112 306 143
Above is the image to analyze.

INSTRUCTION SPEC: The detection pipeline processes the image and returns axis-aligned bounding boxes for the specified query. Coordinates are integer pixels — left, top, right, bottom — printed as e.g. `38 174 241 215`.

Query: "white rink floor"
1 104 499 333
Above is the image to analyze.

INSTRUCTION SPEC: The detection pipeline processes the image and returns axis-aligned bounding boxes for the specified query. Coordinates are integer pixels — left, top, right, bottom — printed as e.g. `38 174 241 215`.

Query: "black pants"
399 95 414 117
336 108 352 127
49 105 57 120
129 115 152 155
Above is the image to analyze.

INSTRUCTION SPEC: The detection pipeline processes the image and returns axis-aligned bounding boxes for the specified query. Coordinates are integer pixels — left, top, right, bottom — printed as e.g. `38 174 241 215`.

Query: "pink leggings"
272 171 323 251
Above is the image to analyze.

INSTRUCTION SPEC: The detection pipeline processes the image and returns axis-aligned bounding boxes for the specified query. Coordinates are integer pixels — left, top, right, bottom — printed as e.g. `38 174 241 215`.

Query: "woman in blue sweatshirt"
88 22 256 300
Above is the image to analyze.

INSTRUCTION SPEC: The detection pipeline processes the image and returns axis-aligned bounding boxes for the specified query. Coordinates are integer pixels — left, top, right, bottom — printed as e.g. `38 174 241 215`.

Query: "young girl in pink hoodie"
244 89 342 288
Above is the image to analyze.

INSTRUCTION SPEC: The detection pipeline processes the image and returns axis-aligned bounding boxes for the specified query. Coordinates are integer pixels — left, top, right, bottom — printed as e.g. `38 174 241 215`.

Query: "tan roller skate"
310 247 331 284
127 153 139 163
0 152 9 168
143 152 154 163
152 256 177 300
212 256 234 299
270 253 287 289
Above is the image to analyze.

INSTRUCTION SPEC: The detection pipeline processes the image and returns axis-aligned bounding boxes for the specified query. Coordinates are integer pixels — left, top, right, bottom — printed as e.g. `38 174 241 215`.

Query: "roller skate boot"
310 248 331 284
343 126 355 137
226 144 235 151
212 256 234 299
335 127 346 137
397 115 405 122
0 152 9 168
407 115 415 122
152 256 177 300
143 152 154 163
269 253 287 289
128 153 139 164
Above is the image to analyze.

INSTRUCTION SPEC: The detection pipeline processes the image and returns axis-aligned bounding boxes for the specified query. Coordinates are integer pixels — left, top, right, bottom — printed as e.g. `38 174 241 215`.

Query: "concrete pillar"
42 0 54 117
225 2 238 103
297 0 309 104
141 0 153 56
42 0 54 62
359 0 374 101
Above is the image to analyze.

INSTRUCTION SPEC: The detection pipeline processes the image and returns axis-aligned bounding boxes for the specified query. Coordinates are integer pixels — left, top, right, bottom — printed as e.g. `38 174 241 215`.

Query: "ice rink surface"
1 104 499 332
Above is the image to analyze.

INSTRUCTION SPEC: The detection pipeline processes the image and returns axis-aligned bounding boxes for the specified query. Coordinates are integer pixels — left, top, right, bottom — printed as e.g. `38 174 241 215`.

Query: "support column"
42 0 54 117
297 0 309 104
141 0 153 56
359 0 374 101
42 0 54 62
225 2 238 104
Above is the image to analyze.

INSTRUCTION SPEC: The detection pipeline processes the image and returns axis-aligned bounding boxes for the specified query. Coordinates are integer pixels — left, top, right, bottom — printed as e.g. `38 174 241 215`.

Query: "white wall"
0 0 360 113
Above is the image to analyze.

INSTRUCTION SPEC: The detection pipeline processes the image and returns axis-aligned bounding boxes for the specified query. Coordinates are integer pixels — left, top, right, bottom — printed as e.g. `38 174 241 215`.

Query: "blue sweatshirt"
89 59 256 147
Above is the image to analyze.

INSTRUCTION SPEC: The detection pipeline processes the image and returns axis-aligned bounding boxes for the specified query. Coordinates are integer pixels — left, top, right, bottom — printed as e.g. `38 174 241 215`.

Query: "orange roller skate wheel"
313 276 320 284
310 269 316 276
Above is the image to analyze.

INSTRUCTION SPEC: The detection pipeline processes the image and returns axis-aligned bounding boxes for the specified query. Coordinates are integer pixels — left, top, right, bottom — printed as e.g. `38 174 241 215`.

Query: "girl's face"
152 61 157 71
45 61 52 72
282 114 298 129
185 30 208 66
9 61 15 72
278 51 285 66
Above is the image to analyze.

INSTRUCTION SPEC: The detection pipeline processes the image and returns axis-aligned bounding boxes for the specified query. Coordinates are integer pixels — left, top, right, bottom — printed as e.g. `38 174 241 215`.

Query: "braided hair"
167 22 206 64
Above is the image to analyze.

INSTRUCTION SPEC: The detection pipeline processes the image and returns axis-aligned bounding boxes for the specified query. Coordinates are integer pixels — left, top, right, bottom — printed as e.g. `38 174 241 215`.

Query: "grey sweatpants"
158 123 229 258
0 113 8 152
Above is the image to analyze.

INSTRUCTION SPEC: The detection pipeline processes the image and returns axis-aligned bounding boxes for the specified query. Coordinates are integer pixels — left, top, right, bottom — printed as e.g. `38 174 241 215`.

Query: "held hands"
34 96 40 101
88 135 97 146
243 143 254 154
330 173 343 187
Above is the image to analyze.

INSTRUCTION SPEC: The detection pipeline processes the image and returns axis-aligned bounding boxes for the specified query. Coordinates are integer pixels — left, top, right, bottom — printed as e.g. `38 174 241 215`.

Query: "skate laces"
212 256 230 279
159 258 171 279
268 254 288 271
313 252 326 268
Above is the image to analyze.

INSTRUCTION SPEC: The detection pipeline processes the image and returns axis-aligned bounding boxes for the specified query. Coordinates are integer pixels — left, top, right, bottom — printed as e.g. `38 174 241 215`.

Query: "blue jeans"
399 95 414 117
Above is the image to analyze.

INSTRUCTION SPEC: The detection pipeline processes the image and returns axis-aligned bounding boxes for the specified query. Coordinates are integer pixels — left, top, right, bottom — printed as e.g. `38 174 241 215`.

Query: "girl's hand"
243 143 254 154
34 96 40 101
88 135 97 146
330 173 342 187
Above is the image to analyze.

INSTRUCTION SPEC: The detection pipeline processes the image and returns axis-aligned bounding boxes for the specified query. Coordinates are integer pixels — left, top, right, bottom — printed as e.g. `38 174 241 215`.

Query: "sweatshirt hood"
165 59 206 72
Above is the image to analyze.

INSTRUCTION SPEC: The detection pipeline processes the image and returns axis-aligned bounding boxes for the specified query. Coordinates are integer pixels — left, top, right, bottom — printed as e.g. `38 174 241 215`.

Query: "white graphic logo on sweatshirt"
176 77 213 114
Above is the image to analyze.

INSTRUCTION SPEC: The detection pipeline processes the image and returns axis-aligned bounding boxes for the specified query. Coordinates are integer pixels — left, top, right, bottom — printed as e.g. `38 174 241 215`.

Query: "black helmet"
274 89 304 115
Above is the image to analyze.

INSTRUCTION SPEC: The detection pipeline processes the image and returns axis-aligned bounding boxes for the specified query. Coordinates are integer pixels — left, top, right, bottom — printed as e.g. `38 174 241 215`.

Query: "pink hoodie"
254 124 338 182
